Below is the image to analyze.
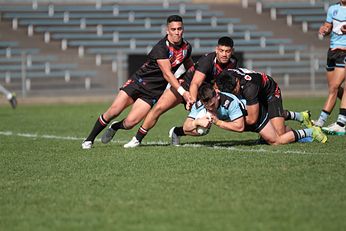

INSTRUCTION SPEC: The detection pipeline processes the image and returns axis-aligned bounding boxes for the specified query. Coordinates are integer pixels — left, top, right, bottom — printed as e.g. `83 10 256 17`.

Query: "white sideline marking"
0 130 310 155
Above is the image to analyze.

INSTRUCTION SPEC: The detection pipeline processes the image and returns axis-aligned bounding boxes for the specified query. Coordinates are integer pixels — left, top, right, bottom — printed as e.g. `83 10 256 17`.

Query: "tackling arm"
245 103 260 125
189 70 206 102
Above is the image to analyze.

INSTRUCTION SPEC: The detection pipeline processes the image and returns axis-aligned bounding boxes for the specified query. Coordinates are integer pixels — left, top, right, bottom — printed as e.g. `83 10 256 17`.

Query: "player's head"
215 36 234 64
198 83 220 112
216 69 241 95
166 15 184 45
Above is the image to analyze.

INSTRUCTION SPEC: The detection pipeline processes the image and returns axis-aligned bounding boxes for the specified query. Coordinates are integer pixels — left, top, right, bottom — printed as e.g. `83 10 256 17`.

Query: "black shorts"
326 49 346 71
266 86 284 119
120 77 162 107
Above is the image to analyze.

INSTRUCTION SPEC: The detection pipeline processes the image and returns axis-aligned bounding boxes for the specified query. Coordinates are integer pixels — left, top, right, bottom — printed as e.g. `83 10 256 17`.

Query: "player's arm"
189 70 206 102
319 22 332 36
184 116 211 133
212 116 245 132
157 59 191 103
244 103 259 125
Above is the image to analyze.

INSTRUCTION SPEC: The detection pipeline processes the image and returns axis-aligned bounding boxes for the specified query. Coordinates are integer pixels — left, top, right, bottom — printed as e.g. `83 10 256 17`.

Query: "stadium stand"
0 1 328 96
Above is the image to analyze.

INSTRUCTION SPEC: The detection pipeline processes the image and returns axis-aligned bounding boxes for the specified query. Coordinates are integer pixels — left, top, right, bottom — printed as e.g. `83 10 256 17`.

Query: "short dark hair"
167 15 183 24
198 83 216 103
216 69 239 93
217 36 234 48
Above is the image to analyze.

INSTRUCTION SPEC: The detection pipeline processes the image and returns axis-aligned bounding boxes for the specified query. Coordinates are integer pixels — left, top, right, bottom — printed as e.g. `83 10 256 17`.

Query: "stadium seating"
0 1 327 92
0 42 96 90
255 0 327 32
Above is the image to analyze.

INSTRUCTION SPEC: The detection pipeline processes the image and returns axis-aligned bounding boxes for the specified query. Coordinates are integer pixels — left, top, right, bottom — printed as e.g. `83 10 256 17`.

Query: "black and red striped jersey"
195 52 238 85
231 68 280 106
134 35 192 93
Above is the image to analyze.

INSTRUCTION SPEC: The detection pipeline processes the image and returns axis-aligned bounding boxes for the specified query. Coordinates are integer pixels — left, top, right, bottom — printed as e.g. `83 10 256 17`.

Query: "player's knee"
123 118 141 129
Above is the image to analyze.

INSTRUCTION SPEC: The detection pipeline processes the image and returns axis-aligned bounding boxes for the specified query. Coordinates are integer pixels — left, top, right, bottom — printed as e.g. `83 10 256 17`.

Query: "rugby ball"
195 109 212 135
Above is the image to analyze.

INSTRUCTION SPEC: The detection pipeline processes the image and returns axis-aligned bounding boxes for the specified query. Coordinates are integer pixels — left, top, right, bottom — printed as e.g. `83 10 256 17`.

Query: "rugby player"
170 67 314 145
315 0 346 136
120 36 237 148
193 83 327 145
82 15 192 149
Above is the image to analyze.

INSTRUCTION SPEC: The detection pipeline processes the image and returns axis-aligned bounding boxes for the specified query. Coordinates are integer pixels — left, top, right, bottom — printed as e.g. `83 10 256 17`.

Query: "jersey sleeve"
326 5 333 23
188 101 205 119
227 98 246 121
148 43 169 60
195 54 212 75
243 82 259 105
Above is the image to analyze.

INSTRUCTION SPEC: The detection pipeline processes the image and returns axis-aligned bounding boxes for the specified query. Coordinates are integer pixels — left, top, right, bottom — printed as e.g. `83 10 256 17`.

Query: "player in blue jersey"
315 0 346 135
81 15 192 149
192 84 327 145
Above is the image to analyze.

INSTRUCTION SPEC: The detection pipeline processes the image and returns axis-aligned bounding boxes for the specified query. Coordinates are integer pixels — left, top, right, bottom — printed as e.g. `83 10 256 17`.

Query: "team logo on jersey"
196 100 203 108
223 99 230 109
167 42 189 67
333 9 338 17
244 75 252 81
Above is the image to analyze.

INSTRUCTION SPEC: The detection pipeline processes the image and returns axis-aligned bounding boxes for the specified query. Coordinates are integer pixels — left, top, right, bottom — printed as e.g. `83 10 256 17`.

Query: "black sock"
111 119 126 130
174 126 186 136
85 114 109 142
135 126 148 142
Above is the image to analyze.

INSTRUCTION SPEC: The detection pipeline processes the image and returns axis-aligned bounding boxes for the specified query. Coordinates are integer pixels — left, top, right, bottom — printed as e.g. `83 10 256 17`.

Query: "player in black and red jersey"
82 15 192 149
214 68 327 143
122 36 237 148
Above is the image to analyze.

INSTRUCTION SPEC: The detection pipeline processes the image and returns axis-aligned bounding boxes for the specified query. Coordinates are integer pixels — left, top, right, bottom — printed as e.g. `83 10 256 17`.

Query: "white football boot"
123 136 140 148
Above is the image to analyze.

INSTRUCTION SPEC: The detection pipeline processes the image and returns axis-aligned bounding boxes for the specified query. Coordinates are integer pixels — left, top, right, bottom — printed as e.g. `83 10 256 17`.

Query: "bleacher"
0 41 96 91
0 1 328 93
254 0 329 33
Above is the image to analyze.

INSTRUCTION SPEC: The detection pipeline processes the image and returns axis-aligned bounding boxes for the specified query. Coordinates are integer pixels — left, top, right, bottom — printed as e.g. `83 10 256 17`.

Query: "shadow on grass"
141 139 265 148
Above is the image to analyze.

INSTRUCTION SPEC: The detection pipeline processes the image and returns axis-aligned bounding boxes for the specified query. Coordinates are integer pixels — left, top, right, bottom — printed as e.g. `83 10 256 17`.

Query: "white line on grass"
0 130 311 155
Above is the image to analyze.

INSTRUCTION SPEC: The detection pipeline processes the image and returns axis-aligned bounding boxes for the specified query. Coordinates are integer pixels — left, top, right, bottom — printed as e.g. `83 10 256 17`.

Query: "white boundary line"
0 130 311 155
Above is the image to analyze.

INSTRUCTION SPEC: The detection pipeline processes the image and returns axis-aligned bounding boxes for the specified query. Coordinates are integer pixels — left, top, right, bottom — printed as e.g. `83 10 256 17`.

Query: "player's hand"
196 117 212 128
183 91 193 108
185 98 195 111
209 113 218 124
318 25 329 36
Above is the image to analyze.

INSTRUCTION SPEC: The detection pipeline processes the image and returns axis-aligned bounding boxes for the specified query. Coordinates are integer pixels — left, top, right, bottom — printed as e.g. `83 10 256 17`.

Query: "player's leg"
102 97 152 144
260 122 327 145
284 110 313 128
0 84 17 109
322 73 346 135
127 88 183 147
82 90 134 149
315 67 345 127
267 94 286 135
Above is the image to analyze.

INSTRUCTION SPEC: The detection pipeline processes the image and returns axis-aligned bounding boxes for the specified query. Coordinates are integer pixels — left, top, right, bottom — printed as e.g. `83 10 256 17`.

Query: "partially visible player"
192 84 327 145
81 15 192 149
314 0 346 135
121 36 237 148
0 83 17 109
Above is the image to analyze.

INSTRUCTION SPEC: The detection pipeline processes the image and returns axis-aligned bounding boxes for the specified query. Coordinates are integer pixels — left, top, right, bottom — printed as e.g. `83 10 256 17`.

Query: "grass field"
1 97 345 231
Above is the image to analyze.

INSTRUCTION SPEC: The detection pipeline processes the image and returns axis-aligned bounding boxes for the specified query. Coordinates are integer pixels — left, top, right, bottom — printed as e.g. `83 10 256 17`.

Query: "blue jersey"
188 92 246 122
326 3 346 48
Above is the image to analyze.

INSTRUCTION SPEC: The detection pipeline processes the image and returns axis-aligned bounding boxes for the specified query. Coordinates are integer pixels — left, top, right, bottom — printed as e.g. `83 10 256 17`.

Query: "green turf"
1 97 345 231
